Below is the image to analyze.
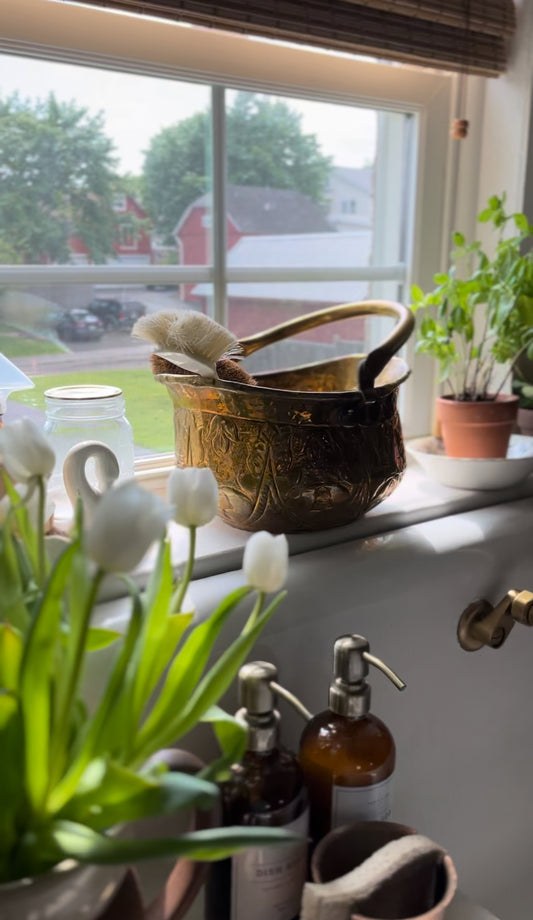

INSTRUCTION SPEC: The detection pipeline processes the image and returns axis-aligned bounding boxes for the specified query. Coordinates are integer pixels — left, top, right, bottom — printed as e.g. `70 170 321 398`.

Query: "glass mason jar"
44 384 135 510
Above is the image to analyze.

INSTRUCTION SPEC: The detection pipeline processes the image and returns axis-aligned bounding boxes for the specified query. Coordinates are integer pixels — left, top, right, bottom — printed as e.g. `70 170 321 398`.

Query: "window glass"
222 93 413 358
0 56 212 266
1 283 178 454
224 90 376 260
1 53 415 455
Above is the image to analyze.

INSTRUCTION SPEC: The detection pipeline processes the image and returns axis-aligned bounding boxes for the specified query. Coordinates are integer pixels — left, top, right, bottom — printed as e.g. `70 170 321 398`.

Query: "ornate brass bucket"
159 301 414 533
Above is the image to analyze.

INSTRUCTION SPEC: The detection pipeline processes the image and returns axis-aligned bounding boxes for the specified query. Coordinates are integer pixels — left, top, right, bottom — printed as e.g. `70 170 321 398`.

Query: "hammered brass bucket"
159 300 414 533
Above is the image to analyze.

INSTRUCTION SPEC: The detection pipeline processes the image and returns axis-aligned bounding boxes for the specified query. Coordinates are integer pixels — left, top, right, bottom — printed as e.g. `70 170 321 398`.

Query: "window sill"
129 448 533 590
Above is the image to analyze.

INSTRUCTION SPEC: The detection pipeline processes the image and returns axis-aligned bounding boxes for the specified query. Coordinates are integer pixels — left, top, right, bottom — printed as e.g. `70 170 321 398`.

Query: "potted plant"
0 418 295 920
411 194 533 458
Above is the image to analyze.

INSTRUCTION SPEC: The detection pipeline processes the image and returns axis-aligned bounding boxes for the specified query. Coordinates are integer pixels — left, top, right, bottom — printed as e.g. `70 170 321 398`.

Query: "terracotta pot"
311 820 457 920
437 394 519 458
517 407 533 438
0 750 211 920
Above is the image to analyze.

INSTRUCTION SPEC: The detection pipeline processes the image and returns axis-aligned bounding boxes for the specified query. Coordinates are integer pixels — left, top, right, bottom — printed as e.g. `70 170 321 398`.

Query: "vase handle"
62 441 119 525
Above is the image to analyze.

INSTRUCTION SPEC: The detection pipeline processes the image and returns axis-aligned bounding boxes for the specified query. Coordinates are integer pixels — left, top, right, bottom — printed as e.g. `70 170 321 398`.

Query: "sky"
0 52 377 175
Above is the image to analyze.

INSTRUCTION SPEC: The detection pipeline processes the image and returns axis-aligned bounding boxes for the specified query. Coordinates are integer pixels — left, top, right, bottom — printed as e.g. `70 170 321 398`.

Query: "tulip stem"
37 475 46 585
49 567 104 789
171 525 196 614
244 592 265 633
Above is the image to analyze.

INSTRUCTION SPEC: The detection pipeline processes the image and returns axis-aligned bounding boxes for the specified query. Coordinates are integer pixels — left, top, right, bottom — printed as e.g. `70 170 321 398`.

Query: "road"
3 288 180 422
15 333 153 377
13 286 186 377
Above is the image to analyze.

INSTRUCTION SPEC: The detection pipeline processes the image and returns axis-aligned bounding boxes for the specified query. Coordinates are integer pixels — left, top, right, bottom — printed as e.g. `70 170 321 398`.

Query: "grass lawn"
0 325 64 359
11 369 175 452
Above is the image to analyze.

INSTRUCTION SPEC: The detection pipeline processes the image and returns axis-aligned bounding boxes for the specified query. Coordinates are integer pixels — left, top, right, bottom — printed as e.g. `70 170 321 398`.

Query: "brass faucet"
457 589 533 651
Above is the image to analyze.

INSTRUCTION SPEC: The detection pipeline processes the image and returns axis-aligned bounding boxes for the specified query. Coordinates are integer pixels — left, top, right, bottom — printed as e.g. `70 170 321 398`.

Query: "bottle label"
230 808 309 920
331 775 393 828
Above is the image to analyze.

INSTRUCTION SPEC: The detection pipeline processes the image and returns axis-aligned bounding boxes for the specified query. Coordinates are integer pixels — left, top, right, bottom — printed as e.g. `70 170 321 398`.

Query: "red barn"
175 185 332 300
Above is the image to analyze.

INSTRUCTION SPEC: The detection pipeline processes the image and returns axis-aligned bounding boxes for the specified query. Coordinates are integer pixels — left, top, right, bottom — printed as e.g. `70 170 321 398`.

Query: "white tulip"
85 480 170 573
243 531 289 593
0 418 55 484
167 467 219 528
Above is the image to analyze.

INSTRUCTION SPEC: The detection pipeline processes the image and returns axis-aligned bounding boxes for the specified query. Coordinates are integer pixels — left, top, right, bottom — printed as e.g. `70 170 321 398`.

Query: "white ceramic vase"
0 861 121 920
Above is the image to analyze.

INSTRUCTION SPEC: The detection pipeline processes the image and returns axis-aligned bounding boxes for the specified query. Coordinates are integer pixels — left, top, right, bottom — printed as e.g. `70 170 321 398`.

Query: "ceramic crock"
310 820 457 920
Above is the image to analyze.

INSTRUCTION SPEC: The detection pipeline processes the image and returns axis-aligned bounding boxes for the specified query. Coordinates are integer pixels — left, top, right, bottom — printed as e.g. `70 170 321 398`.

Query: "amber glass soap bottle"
299 634 405 846
204 662 308 920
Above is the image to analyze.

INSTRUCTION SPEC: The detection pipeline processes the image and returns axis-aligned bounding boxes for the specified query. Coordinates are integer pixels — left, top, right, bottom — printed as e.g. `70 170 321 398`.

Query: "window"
1 0 457 455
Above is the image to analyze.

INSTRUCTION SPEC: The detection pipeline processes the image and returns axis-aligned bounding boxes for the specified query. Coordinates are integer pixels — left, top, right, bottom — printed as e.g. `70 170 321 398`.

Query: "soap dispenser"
299 634 405 845
205 661 310 920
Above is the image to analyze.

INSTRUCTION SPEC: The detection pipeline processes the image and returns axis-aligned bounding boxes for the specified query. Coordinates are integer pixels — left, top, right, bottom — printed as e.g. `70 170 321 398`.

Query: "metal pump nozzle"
329 635 406 718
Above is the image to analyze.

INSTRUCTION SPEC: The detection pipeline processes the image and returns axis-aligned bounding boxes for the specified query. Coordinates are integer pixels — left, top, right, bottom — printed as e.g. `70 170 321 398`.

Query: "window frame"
1 0 462 437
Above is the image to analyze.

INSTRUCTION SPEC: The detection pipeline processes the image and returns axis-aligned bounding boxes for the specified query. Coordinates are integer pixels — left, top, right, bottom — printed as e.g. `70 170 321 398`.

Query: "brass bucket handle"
239 300 414 391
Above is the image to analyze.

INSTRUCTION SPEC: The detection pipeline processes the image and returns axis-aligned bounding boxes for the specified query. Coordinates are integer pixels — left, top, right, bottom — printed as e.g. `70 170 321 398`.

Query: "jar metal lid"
44 385 123 400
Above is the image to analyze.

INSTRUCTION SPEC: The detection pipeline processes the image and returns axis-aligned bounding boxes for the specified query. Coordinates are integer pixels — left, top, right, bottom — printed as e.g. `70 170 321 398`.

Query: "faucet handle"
457 595 515 651
458 589 533 652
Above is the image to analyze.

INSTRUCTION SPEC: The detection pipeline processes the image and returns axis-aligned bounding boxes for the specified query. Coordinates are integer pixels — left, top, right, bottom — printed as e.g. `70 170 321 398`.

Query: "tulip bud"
243 531 289 593
85 480 170 573
0 418 55 484
167 467 219 528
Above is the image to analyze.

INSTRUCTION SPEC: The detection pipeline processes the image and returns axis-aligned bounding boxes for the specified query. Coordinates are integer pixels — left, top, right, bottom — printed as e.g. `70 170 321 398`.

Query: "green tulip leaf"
46 820 303 865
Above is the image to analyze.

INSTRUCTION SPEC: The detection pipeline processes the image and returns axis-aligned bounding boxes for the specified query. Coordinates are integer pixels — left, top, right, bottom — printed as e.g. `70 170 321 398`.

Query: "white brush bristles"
132 310 241 369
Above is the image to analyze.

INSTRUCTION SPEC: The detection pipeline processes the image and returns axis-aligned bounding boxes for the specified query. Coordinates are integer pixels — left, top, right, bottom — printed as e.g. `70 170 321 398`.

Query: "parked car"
55 309 104 342
85 298 122 330
146 284 178 291
85 298 147 330
120 300 147 328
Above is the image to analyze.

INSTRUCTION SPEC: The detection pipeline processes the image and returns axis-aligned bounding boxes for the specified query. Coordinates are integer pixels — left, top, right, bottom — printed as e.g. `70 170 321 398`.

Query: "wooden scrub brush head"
132 311 256 386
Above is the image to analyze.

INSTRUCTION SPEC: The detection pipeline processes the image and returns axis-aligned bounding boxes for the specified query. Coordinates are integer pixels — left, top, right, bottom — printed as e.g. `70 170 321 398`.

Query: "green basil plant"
411 194 533 401
0 418 293 883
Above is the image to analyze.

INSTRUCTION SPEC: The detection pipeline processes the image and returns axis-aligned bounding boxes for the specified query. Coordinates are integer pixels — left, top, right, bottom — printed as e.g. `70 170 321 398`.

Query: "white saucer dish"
407 434 533 491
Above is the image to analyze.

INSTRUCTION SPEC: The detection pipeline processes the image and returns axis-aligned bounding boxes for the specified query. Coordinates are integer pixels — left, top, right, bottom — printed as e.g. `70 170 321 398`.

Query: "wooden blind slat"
344 0 516 37
74 0 516 75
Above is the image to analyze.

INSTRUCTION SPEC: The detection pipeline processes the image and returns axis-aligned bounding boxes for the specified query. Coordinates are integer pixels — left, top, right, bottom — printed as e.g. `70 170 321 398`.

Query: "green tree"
0 93 118 264
143 93 331 240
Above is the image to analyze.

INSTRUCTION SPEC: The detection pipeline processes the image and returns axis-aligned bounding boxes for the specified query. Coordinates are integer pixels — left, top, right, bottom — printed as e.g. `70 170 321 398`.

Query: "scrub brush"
132 311 256 385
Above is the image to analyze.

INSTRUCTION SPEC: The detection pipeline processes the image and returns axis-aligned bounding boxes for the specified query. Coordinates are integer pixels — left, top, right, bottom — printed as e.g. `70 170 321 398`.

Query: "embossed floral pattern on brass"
158 301 414 533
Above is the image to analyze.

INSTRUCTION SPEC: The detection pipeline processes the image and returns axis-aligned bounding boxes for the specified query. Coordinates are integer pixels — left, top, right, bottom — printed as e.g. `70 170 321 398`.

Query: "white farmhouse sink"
96 496 533 919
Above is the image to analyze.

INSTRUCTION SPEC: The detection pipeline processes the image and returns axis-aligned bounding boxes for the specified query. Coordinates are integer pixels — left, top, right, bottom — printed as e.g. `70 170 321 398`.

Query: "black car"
86 298 147 330
86 298 122 330
55 309 104 342
120 301 147 328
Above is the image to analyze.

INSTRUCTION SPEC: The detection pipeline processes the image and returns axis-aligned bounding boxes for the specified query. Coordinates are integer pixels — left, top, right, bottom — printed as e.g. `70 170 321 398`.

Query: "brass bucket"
159 300 414 533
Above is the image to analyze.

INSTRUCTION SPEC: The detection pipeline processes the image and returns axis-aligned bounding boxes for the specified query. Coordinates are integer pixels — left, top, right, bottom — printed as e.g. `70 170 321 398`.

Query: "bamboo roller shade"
73 0 517 76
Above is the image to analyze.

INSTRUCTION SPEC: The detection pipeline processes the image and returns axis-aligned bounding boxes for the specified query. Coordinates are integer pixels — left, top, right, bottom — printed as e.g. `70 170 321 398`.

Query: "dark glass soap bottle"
205 662 309 920
299 635 405 846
